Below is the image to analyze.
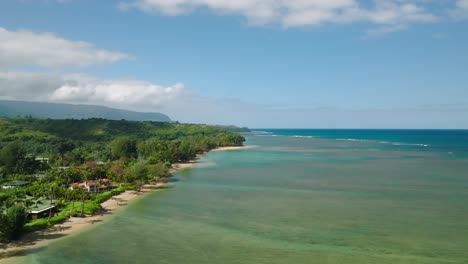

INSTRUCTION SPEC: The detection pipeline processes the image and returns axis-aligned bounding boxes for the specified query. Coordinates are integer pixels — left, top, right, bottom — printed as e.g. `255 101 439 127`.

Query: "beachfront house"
28 197 57 219
2 181 30 189
1 196 57 219
69 179 111 193
70 181 98 192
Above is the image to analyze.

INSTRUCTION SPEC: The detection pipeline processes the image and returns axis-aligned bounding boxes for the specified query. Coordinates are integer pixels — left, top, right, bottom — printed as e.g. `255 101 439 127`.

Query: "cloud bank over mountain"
0 72 185 111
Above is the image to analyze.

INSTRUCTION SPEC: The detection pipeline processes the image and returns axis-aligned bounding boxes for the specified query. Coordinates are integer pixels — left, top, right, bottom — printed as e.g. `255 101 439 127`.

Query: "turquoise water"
11 130 468 263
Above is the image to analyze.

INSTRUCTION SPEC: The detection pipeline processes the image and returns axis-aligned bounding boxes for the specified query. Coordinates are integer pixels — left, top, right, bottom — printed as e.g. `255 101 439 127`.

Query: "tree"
82 162 107 180
48 182 65 218
0 141 40 174
178 139 198 162
63 168 86 184
0 213 8 242
0 205 28 241
61 151 84 166
54 140 76 155
72 188 89 217
67 188 81 216
147 162 170 182
137 138 171 162
110 137 138 159
123 162 148 183
0 141 25 173
109 163 125 182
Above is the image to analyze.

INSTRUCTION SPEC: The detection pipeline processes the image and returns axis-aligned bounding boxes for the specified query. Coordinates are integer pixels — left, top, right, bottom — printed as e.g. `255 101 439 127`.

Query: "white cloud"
451 0 468 18
120 0 440 29
0 27 130 68
0 71 185 112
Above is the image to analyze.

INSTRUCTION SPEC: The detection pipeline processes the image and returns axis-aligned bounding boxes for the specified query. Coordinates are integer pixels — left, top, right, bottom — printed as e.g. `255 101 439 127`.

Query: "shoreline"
0 145 248 260
211 145 256 151
0 183 167 260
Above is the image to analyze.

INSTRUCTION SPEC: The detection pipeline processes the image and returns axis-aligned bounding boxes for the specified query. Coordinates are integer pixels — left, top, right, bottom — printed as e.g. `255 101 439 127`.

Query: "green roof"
1 196 56 214
29 197 56 214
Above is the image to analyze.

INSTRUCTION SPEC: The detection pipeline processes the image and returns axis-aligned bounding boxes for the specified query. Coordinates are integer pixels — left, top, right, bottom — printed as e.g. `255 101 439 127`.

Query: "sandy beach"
0 145 248 260
0 183 167 260
212 145 256 151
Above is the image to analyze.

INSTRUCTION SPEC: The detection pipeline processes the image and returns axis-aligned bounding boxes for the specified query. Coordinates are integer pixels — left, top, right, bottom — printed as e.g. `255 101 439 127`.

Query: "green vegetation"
0 117 245 242
24 214 68 232
0 205 28 241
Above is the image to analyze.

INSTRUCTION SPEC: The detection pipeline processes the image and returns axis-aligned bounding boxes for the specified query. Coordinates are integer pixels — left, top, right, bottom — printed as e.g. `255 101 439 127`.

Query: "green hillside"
0 118 245 160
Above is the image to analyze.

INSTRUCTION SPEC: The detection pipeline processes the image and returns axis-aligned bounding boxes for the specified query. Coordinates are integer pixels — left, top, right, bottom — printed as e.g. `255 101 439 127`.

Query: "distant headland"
0 100 171 122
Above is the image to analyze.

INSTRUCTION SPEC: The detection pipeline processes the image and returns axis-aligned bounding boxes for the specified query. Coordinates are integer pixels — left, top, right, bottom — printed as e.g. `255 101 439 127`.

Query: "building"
2 181 30 189
28 197 56 219
70 181 97 192
35 157 50 164
1 196 57 219
69 179 111 193
98 179 111 191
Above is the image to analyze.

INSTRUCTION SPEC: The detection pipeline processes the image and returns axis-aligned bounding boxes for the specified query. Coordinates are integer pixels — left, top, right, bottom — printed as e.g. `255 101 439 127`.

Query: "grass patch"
24 214 69 232
60 200 101 216
94 187 124 204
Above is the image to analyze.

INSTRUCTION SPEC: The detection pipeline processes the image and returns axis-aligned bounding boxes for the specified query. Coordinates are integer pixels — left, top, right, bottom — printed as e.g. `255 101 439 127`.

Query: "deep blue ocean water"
253 129 468 157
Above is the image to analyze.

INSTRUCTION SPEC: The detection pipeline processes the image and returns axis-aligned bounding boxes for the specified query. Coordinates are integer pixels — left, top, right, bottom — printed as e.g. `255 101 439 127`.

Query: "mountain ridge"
0 100 171 122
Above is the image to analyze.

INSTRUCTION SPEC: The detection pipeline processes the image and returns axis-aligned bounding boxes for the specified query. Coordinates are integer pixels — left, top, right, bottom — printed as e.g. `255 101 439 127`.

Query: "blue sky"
0 0 467 128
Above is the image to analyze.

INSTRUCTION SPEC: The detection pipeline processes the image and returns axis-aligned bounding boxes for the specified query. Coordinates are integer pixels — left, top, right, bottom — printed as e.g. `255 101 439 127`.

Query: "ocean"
11 129 468 264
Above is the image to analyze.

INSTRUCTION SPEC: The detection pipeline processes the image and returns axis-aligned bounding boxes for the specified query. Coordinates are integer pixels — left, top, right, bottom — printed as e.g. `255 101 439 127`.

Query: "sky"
0 0 467 128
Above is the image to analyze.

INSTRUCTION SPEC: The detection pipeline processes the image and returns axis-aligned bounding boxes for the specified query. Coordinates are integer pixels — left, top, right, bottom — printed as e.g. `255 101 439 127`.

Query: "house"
69 179 111 193
1 196 57 219
98 178 111 191
69 181 97 192
28 197 56 219
2 181 30 189
35 157 49 164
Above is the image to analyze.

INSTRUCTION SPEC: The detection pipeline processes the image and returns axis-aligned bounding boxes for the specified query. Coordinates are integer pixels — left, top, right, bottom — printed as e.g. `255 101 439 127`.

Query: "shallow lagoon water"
13 131 468 264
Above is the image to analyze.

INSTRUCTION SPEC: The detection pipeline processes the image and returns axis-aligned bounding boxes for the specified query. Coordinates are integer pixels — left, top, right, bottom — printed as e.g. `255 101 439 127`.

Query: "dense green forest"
0 118 246 242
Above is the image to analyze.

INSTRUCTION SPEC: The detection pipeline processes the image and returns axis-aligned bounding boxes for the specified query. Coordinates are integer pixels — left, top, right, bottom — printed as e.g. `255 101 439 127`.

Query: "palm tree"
48 183 58 218
75 188 87 217
67 188 80 216
23 198 33 216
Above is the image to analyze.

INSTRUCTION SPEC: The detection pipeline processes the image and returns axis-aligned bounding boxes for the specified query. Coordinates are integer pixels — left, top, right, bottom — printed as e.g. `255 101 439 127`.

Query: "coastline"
0 183 167 261
212 145 256 151
0 145 248 261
